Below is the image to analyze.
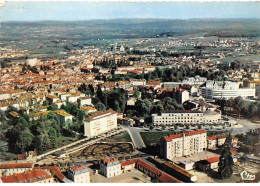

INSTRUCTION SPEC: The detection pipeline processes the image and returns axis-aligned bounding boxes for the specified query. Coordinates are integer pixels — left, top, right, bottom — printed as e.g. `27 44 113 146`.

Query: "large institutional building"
152 108 221 126
84 110 117 137
201 80 255 99
160 130 207 160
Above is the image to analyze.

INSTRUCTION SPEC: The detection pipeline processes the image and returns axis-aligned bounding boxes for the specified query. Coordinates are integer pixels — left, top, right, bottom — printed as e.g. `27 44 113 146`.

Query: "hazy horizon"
1 1 260 22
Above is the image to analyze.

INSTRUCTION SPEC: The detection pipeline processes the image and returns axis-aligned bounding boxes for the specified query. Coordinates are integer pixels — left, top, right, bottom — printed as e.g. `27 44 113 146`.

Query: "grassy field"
106 132 132 142
140 131 180 146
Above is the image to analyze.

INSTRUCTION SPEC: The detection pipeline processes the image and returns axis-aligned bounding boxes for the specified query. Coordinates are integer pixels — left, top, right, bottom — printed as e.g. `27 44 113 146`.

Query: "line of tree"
107 66 227 82
218 96 259 120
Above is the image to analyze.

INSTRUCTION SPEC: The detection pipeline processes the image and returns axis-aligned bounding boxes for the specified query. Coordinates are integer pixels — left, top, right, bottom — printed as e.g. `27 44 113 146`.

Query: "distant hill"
1 18 260 40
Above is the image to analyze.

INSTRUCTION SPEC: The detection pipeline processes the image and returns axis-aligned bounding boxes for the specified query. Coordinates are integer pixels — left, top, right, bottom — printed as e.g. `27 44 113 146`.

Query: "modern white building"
84 110 117 137
152 109 221 125
99 157 122 178
68 166 90 183
160 129 207 160
201 80 255 99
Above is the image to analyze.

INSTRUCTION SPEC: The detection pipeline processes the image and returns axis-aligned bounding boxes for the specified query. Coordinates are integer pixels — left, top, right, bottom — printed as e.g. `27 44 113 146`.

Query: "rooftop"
164 129 206 142
0 163 33 169
1 169 52 183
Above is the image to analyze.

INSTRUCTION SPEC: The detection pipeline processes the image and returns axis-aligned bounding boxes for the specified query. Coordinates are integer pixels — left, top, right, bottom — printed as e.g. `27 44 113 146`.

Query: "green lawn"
108 132 132 142
140 131 181 146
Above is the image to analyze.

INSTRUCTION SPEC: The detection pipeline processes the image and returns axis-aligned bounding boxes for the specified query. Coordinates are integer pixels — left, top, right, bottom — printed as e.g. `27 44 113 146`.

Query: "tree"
248 103 257 119
18 117 29 127
88 84 95 95
133 90 140 99
97 84 103 101
31 136 43 154
95 102 106 112
218 146 234 179
42 100 49 106
77 110 85 122
48 128 57 148
16 130 34 153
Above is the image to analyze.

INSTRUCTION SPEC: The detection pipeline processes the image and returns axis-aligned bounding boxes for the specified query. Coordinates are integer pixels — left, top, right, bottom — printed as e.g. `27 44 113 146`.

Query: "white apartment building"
84 110 117 137
176 89 190 104
160 130 207 160
77 97 92 107
182 76 207 86
0 163 33 177
201 80 255 99
99 157 122 178
152 109 221 125
130 79 146 86
68 166 90 183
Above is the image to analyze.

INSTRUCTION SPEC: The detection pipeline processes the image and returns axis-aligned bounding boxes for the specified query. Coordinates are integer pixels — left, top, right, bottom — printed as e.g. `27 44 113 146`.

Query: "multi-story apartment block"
1 169 53 183
68 166 90 183
201 80 255 99
99 157 122 178
84 110 117 137
152 109 221 125
160 130 207 160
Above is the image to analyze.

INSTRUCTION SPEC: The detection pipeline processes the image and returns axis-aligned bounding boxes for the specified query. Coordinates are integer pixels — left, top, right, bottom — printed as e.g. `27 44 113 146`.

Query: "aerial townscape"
0 1 259 184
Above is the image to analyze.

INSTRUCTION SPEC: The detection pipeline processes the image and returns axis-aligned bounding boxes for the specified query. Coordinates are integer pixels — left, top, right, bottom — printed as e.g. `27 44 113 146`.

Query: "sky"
1 1 260 21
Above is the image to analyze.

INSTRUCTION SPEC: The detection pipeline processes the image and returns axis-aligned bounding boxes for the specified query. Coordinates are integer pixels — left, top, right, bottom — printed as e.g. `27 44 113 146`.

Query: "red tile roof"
17 154 26 160
40 166 65 181
103 157 118 164
164 129 206 142
136 160 162 176
207 136 216 140
158 173 182 183
205 157 220 163
70 166 86 172
1 169 52 183
0 163 32 169
121 159 139 167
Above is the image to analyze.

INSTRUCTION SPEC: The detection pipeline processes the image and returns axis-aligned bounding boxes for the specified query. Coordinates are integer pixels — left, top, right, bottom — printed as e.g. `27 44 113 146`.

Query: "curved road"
125 126 146 149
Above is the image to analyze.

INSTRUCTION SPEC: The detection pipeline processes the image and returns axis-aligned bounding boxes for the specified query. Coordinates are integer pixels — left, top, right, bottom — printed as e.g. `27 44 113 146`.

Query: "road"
125 127 146 149
227 116 260 135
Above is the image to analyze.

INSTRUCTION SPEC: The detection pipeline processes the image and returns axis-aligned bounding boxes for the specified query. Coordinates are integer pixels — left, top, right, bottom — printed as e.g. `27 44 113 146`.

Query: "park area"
105 132 132 143
140 131 180 146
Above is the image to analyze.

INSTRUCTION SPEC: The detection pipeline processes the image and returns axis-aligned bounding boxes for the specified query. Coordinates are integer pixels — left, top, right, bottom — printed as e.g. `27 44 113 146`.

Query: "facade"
84 110 117 137
68 166 90 183
179 160 195 171
160 130 207 160
201 80 255 99
175 88 190 104
0 163 33 177
182 76 207 86
99 157 122 178
1 169 53 183
207 136 217 149
55 110 73 123
152 109 221 125
77 97 92 107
